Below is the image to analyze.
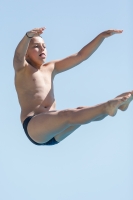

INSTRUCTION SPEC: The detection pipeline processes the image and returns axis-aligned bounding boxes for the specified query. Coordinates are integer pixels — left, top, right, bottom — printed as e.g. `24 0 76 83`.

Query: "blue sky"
1 0 132 200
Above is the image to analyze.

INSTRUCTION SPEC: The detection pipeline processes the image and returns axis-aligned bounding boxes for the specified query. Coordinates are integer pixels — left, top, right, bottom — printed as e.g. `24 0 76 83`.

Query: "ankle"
104 101 110 115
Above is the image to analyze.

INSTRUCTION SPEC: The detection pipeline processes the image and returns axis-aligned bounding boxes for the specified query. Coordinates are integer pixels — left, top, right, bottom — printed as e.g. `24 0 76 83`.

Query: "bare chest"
31 70 52 89
15 67 55 105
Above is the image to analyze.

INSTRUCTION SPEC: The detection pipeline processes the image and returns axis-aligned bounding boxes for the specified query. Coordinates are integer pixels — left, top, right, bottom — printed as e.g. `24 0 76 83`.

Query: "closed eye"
33 44 46 48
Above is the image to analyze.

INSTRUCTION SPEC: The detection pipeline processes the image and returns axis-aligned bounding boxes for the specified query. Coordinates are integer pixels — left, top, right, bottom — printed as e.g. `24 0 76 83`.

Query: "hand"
101 29 123 38
26 27 46 38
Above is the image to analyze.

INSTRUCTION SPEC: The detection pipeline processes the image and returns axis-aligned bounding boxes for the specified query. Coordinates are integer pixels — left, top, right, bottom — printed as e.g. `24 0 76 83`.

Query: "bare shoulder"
15 61 55 79
45 59 63 75
42 60 57 75
43 61 55 69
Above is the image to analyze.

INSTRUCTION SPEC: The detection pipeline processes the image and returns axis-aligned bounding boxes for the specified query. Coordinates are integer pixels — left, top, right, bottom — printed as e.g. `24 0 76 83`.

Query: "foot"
105 94 131 116
116 91 133 111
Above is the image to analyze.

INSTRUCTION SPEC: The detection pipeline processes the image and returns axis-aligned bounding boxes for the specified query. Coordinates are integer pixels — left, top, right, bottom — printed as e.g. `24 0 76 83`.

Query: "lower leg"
54 94 131 142
93 114 108 121
68 94 131 126
76 106 108 122
54 125 80 142
55 114 108 142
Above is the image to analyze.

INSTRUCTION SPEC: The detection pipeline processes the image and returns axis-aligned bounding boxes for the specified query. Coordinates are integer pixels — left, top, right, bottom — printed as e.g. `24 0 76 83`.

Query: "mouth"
39 53 46 58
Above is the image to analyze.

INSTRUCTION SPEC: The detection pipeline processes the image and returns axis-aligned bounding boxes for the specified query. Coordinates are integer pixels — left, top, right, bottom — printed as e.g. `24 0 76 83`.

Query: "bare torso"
15 62 56 123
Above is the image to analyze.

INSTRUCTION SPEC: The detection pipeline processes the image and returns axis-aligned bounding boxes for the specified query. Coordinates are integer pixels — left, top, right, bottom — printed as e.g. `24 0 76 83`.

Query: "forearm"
78 33 105 60
14 34 31 61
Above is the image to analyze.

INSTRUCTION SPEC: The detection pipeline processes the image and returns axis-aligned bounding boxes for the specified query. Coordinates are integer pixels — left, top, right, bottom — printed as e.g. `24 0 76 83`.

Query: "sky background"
0 0 132 200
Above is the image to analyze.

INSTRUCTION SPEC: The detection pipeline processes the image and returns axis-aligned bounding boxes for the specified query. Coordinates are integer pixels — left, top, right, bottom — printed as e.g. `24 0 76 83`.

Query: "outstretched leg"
27 92 132 144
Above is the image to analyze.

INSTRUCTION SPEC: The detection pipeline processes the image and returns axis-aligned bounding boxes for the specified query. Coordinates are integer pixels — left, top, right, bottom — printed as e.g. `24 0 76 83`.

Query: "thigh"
27 110 71 143
26 105 93 144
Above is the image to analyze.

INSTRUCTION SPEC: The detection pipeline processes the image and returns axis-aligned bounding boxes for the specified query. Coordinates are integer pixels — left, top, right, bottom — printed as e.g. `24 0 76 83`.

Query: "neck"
26 59 43 69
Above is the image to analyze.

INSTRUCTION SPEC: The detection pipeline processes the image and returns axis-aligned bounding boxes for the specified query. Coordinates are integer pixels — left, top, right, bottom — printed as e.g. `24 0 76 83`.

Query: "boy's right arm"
13 27 45 72
13 35 31 71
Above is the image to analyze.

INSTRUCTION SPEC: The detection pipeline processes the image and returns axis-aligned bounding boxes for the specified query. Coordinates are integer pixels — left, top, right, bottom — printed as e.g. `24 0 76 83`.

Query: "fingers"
26 27 46 38
32 27 46 32
102 29 123 38
32 27 46 34
108 29 123 35
113 29 123 33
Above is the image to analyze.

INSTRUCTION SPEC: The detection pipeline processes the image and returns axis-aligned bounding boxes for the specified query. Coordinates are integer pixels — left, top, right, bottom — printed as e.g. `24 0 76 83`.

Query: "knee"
76 106 86 109
58 109 75 124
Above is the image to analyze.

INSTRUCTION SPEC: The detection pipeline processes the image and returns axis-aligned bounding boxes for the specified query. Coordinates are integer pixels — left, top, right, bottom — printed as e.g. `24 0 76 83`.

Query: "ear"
25 51 29 56
25 53 29 59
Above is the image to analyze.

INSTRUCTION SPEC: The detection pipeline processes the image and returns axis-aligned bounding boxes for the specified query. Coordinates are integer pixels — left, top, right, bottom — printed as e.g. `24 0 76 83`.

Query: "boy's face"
26 36 47 67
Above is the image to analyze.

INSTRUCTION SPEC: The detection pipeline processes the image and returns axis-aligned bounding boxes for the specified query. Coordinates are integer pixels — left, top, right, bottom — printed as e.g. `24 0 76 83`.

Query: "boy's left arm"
54 29 123 73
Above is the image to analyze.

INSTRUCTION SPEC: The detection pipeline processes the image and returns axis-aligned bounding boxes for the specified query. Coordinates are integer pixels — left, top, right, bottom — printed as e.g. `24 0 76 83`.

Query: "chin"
42 58 46 64
40 60 45 65
37 58 45 64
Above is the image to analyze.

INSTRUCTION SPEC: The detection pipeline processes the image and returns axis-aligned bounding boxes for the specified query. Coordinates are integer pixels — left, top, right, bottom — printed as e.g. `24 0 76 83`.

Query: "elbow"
78 51 86 62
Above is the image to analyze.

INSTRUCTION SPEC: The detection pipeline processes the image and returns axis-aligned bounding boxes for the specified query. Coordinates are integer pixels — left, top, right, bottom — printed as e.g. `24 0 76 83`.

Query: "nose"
41 45 45 50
